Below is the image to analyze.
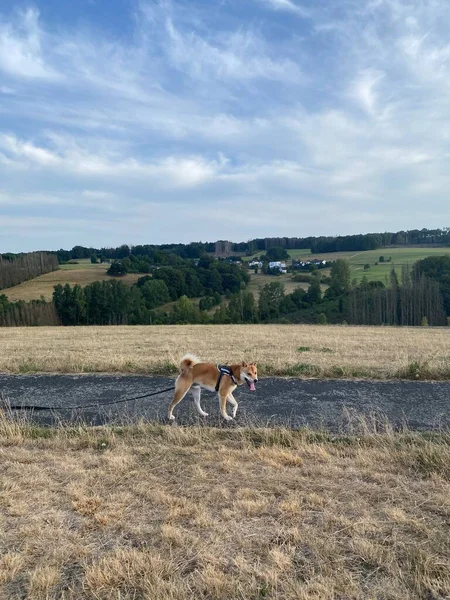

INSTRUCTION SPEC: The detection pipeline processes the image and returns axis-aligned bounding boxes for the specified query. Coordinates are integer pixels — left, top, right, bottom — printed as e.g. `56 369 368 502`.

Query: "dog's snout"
254 378 258 383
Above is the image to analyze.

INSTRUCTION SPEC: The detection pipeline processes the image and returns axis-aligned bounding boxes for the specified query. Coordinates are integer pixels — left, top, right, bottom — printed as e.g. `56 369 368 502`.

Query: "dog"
168 353 258 421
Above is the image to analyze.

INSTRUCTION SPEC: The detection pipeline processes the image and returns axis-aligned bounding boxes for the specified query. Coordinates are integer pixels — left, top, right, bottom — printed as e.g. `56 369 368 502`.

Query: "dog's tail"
180 353 201 373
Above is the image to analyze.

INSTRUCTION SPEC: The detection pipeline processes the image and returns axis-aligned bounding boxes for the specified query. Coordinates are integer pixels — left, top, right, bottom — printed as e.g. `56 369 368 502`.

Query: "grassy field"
246 246 450 286
247 272 312 296
2 261 141 302
0 324 449 379
0 420 448 599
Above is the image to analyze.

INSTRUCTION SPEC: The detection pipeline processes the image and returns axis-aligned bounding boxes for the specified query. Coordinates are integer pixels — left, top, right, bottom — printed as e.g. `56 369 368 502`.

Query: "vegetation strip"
0 324 449 380
0 419 449 599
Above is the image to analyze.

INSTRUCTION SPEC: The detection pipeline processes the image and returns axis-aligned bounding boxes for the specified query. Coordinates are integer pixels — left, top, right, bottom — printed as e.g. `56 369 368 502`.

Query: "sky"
0 0 449 252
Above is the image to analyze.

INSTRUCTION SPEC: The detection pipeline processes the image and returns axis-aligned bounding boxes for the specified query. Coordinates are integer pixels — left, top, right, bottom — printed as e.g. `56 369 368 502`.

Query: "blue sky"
1 0 449 252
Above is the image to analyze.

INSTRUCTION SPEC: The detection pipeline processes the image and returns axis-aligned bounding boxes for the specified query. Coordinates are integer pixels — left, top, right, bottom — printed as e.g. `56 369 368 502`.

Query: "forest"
1 231 449 327
1 254 448 327
0 252 58 290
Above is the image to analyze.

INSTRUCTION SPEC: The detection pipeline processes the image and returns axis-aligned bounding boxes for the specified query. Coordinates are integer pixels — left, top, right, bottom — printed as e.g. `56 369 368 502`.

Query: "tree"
258 282 285 320
306 276 322 304
107 261 128 276
171 296 201 324
265 247 289 261
326 259 351 298
90 254 99 264
153 268 186 300
141 279 170 309
413 255 450 316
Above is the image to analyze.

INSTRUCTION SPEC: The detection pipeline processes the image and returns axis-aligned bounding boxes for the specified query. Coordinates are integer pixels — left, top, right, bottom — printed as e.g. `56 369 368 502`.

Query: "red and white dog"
168 354 258 421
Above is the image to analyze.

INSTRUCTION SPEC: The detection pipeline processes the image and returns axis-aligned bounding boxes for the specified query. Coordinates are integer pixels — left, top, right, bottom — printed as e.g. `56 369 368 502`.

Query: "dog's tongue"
249 381 256 392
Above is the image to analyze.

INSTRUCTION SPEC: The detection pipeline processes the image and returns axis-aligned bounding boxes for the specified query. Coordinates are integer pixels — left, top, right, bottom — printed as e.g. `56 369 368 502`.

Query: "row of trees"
52 227 450 264
0 252 58 290
0 295 58 326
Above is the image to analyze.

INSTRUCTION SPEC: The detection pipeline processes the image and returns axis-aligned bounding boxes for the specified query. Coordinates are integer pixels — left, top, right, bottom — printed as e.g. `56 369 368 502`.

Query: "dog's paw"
201 412 209 417
222 415 233 421
168 414 176 421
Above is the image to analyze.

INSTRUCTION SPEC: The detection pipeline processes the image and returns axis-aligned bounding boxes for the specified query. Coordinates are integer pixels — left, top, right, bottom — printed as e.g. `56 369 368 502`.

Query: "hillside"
246 246 450 288
2 260 141 302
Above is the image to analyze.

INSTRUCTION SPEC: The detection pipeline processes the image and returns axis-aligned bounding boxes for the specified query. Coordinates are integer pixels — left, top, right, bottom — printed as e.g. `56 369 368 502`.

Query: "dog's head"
240 361 258 391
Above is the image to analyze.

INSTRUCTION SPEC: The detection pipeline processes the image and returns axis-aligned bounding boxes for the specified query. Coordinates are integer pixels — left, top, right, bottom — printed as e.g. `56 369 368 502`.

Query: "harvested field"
0 324 449 379
2 265 140 302
0 421 449 600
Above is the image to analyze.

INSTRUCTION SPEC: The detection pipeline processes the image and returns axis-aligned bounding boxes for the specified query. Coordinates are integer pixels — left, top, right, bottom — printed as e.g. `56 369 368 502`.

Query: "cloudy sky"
1 0 449 252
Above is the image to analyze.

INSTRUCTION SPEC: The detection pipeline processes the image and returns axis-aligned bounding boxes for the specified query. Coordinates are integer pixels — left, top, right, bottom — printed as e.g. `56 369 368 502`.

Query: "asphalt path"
1 374 449 432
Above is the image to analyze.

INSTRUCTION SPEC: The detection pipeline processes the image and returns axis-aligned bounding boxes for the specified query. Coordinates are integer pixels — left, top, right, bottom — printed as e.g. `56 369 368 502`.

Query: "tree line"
1 251 449 327
0 295 59 326
0 252 58 290
52 227 450 263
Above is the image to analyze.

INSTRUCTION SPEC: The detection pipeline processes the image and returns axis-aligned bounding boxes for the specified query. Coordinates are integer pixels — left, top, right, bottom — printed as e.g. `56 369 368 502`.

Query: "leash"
1 385 175 412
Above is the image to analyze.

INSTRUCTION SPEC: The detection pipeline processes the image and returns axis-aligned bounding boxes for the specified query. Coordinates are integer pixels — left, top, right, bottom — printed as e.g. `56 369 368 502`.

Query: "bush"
107 261 128 276
317 312 327 324
421 316 429 327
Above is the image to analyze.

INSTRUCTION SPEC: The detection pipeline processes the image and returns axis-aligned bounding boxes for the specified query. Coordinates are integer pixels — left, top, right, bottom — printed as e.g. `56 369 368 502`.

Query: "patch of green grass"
297 346 311 353
283 363 321 377
17 360 40 374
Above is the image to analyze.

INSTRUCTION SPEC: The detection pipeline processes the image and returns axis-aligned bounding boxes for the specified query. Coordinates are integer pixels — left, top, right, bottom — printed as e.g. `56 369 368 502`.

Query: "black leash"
1 385 175 412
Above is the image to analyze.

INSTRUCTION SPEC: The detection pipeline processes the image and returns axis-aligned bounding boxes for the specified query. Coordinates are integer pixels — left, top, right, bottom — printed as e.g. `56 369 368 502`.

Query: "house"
269 261 287 274
249 260 263 268
292 259 329 270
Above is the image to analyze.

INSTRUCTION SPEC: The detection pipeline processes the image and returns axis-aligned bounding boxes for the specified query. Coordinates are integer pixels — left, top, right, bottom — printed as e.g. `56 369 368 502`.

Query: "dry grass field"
0 324 449 379
0 420 448 599
2 265 140 302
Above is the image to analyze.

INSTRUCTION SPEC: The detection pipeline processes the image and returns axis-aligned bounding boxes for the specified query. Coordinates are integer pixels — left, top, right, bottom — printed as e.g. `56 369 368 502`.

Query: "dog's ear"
241 361 248 367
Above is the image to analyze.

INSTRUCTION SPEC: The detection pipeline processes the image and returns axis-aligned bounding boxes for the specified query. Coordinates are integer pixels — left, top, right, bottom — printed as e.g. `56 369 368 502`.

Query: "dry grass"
2 266 140 302
247 272 311 297
0 324 449 380
0 417 449 600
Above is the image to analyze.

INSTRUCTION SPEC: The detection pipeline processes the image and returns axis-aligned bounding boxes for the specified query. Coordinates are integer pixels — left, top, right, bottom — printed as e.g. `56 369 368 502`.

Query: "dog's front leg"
227 393 238 418
219 392 233 421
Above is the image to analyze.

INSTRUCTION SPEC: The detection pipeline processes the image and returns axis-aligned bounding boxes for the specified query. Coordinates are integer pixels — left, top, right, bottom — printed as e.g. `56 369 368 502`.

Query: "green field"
246 246 450 285
59 258 106 270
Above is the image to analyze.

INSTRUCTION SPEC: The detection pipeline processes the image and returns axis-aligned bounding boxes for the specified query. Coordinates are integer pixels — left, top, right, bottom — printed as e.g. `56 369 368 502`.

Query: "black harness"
215 365 238 391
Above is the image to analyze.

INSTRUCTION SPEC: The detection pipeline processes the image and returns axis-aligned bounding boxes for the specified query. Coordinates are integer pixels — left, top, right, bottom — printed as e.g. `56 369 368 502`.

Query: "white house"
269 261 287 274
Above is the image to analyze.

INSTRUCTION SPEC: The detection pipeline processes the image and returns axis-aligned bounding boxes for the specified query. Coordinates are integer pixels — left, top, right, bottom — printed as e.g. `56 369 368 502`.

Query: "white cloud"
159 8 302 83
257 0 310 18
1 0 450 251
0 8 60 79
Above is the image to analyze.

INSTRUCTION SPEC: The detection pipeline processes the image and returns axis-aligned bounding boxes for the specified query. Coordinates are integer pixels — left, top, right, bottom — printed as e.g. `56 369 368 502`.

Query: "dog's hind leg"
227 392 238 418
168 376 191 421
191 385 208 417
